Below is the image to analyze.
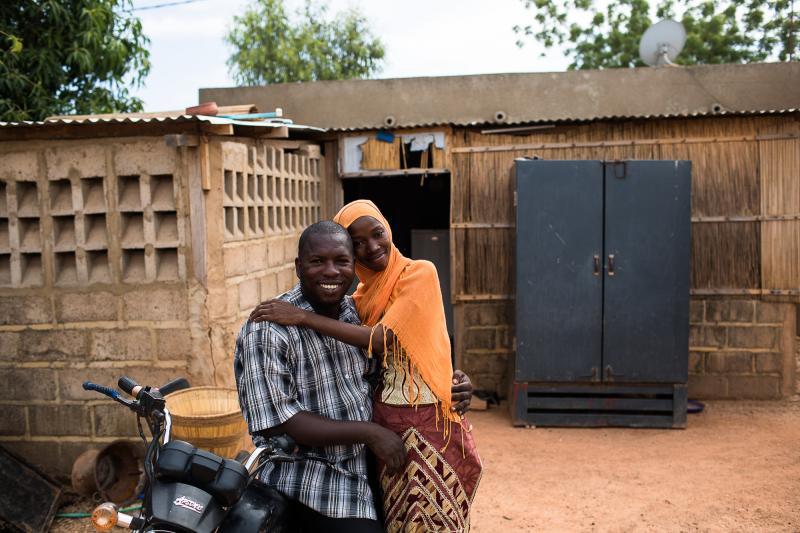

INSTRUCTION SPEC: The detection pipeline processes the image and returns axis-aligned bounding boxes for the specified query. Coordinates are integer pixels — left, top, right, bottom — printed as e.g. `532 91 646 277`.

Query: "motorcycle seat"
157 440 249 507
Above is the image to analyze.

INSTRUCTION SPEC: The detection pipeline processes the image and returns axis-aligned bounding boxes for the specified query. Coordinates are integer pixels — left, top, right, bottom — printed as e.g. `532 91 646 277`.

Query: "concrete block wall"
457 302 514 395
0 136 326 477
204 140 323 389
0 287 196 474
459 298 797 400
688 299 797 399
0 138 206 477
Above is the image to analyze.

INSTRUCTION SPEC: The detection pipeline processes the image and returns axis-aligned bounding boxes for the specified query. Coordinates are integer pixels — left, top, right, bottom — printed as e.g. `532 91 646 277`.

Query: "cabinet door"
602 161 691 383
515 160 604 381
411 230 453 336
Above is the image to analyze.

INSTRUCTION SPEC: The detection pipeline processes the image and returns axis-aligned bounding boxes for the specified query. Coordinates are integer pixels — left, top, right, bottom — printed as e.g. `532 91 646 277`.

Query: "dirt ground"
469 401 800 533
51 400 800 532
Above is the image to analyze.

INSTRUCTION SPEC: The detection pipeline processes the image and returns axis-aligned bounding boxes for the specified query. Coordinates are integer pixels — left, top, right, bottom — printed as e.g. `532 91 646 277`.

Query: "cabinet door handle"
607 254 615 276
593 255 600 276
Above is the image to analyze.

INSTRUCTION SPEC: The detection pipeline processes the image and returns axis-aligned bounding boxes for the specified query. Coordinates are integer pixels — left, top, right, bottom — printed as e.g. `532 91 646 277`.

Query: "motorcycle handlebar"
270 434 296 454
82 381 120 400
118 376 140 397
158 377 190 396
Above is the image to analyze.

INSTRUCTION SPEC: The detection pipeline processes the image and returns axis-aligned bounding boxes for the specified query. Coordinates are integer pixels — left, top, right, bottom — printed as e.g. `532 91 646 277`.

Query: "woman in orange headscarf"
251 200 482 532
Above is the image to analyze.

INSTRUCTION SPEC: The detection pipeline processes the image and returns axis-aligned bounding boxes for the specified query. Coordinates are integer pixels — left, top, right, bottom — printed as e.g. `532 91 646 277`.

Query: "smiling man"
234 221 403 532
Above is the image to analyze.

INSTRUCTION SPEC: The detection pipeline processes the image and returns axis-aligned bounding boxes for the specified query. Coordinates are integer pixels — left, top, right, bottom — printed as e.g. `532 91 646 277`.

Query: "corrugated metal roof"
200 62 800 131
0 114 326 132
328 108 799 132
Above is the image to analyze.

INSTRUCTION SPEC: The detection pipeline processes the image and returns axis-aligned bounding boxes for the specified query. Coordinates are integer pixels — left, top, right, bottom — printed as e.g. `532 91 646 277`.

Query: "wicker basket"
165 387 249 459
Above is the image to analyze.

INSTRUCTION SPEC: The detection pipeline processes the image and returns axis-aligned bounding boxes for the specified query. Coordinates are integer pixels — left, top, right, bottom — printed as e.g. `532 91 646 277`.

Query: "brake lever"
269 452 300 463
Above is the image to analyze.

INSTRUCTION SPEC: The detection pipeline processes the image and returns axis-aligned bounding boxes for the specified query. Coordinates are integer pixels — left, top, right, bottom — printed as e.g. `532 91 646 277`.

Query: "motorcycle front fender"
218 481 290 533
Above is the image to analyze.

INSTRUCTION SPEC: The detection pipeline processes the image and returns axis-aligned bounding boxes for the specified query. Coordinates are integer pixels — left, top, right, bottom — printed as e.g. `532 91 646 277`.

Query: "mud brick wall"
689 299 797 399
458 298 797 400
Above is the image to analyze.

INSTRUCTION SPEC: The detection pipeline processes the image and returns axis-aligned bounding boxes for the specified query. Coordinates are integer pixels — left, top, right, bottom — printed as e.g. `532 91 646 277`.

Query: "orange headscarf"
333 200 459 427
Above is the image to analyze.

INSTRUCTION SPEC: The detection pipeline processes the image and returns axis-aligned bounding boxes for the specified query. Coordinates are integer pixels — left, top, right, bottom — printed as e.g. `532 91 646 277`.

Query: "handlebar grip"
158 377 190 396
118 376 140 396
83 381 119 400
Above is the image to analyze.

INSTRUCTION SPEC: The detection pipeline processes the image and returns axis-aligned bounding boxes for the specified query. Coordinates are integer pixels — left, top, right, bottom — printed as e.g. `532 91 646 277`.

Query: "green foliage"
514 0 799 69
0 0 150 122
226 0 385 85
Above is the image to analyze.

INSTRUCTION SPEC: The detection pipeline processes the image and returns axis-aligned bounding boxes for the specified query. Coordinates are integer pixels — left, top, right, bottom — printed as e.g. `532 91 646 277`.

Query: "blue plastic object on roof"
375 130 395 143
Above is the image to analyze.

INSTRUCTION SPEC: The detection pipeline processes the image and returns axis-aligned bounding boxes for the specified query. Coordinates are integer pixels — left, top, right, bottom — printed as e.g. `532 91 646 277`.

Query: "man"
234 220 393 532
234 221 470 532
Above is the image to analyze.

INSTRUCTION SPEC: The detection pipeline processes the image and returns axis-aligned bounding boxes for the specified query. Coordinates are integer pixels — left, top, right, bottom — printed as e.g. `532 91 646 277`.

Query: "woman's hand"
249 299 308 326
450 369 473 416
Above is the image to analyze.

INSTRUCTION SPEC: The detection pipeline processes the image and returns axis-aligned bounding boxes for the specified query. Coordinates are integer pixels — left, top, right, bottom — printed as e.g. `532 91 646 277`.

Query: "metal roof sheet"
328 108 799 132
200 62 800 131
0 114 326 132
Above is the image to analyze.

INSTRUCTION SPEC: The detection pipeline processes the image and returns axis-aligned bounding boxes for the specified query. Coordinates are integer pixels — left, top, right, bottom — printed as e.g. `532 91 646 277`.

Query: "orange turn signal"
91 502 118 531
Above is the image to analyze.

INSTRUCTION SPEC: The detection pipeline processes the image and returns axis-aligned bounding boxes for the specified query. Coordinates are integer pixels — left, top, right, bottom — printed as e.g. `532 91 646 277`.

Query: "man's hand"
450 369 473 416
366 425 406 475
249 299 307 326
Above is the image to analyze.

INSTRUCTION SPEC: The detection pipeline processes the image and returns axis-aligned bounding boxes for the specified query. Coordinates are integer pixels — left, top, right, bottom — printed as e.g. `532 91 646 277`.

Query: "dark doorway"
342 173 452 335
342 174 449 256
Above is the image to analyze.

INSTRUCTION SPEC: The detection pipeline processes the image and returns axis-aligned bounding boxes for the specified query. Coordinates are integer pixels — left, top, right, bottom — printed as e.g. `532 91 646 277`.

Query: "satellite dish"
639 19 686 66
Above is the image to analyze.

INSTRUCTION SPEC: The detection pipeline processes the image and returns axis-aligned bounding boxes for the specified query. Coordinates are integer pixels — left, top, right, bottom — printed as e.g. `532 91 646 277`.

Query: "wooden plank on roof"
450 132 800 154
690 288 800 296
258 126 290 139
217 104 258 115
454 293 514 301
451 222 514 229
201 123 234 135
340 168 449 178
692 214 800 222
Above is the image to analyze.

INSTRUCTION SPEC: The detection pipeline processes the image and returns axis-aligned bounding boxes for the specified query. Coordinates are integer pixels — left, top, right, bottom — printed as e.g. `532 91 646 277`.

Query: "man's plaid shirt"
233 284 376 520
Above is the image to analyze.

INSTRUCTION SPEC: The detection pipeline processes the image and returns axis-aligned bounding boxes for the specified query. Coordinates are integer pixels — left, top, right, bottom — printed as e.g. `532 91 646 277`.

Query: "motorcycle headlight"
91 502 118 531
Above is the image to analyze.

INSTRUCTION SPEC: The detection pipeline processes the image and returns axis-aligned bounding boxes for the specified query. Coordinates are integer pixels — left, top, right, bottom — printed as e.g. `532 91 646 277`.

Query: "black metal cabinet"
513 160 691 428
411 229 453 336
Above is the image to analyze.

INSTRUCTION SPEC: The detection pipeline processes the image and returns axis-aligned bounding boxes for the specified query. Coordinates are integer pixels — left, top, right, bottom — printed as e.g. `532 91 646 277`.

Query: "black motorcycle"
82 376 294 532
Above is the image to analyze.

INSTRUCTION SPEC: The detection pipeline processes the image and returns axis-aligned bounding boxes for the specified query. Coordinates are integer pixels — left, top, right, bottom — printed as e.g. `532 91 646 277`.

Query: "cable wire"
132 0 208 11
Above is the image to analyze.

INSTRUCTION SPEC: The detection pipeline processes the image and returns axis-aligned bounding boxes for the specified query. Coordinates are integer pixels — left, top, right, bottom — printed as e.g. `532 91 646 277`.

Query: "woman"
251 200 482 532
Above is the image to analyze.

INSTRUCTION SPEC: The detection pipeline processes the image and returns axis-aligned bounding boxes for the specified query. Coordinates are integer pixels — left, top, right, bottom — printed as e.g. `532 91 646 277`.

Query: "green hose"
56 504 142 519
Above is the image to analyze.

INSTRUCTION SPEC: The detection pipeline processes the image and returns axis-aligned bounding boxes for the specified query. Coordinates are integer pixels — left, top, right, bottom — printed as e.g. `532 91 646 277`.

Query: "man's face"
296 232 355 308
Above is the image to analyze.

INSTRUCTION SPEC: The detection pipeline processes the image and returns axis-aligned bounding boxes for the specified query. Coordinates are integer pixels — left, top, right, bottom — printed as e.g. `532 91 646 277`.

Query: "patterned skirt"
372 401 483 532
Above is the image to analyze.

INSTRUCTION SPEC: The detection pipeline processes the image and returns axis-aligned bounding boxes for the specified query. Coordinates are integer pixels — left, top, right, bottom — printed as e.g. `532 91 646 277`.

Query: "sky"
131 0 571 112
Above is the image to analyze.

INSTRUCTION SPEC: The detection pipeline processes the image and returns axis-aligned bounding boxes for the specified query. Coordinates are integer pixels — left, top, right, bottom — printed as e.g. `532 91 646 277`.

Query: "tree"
0 0 150 122
226 0 385 85
514 0 799 69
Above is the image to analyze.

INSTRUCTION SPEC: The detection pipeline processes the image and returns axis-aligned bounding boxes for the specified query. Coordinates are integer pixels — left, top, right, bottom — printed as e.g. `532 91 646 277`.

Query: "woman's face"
348 216 391 271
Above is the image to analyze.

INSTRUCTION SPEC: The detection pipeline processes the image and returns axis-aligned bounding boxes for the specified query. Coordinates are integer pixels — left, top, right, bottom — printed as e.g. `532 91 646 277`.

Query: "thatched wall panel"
759 139 800 290
761 222 799 290
450 115 798 296
453 228 514 295
452 153 515 224
451 116 772 149
691 223 760 289
760 139 800 215
658 141 759 216
754 115 800 135
360 138 401 170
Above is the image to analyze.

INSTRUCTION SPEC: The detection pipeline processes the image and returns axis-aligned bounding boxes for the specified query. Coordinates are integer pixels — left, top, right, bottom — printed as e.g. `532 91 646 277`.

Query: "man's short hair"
298 220 352 258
